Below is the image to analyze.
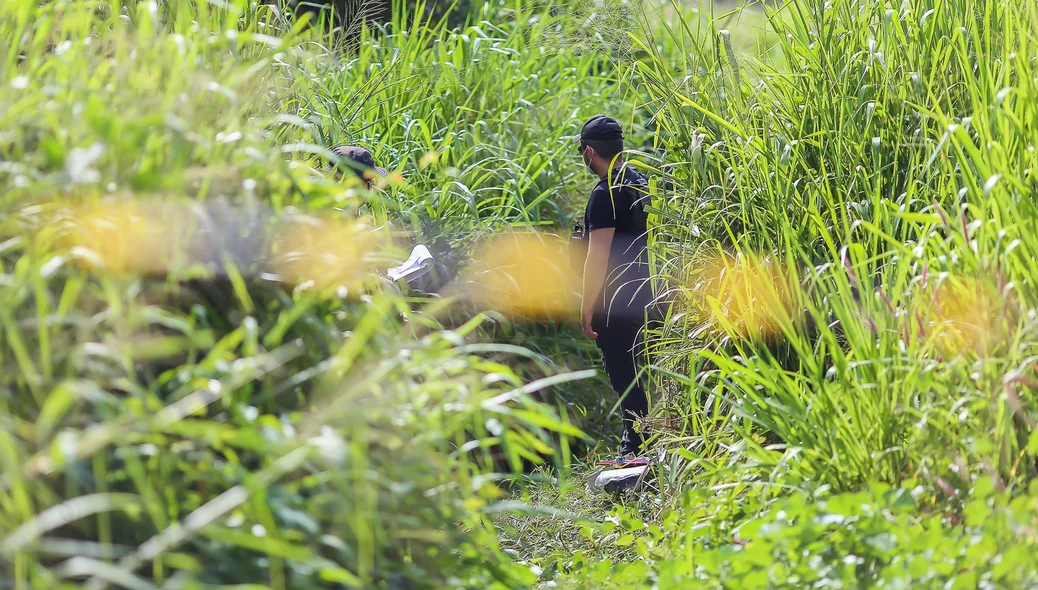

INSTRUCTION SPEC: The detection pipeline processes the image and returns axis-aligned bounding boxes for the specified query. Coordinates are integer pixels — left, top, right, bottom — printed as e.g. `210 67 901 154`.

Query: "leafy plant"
0 0 623 586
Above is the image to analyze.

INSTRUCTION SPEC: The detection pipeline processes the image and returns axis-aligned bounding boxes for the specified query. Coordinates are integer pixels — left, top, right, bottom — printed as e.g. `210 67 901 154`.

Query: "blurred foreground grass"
0 0 630 586
6 0 1038 587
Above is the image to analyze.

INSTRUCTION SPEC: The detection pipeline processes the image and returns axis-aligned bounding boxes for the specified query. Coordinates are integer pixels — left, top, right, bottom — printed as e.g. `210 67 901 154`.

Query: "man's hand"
581 305 598 339
581 228 612 340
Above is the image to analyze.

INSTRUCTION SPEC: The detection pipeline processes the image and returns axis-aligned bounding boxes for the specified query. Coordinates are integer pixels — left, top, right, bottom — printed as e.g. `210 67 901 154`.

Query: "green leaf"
1027 429 1038 455
318 567 365 587
201 528 315 563
973 476 995 499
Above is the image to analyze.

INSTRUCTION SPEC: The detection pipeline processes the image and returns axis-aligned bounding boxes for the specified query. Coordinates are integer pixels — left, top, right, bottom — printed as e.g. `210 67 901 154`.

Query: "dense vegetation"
3 0 1038 588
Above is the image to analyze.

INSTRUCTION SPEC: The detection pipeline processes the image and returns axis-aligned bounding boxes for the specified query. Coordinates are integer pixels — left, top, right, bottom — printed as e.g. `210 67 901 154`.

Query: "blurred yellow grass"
65 201 181 275
693 252 791 340
917 277 1012 356
62 201 386 292
465 232 581 317
273 213 385 292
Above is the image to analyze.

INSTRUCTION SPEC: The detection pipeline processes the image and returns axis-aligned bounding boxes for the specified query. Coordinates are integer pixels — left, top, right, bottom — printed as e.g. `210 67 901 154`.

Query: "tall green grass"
8 0 1038 586
634 0 1038 487
579 0 1038 580
0 0 635 586
525 0 1038 585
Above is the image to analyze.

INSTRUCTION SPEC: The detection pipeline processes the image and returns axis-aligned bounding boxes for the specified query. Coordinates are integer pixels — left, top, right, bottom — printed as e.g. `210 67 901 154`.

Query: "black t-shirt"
583 166 654 322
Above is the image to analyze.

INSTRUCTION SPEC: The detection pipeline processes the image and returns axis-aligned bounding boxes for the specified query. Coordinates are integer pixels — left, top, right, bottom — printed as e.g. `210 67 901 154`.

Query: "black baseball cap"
331 146 387 180
573 115 624 143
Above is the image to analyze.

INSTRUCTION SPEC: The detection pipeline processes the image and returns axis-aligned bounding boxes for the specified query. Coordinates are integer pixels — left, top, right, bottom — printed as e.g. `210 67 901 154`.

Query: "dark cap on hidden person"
574 115 624 143
331 146 388 180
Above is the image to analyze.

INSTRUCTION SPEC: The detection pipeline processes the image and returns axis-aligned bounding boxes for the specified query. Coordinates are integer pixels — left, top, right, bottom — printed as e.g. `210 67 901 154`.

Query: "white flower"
65 143 105 184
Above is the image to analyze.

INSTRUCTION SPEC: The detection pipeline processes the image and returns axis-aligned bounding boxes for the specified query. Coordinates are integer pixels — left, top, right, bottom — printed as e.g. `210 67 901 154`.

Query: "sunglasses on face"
577 143 588 156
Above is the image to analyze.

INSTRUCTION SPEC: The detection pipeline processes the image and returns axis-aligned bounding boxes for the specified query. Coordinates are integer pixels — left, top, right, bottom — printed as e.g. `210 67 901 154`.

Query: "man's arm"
581 228 614 339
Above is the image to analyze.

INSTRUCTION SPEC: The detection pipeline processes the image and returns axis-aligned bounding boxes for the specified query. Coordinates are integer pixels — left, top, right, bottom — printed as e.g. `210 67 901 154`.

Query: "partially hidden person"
575 115 657 468
331 145 388 190
330 145 459 296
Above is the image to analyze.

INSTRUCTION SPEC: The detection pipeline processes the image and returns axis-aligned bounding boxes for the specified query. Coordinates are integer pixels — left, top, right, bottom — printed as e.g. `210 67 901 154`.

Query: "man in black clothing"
575 115 655 461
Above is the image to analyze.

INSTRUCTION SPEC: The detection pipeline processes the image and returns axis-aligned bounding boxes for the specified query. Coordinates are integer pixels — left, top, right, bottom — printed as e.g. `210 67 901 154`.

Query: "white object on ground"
387 244 435 283
588 464 649 493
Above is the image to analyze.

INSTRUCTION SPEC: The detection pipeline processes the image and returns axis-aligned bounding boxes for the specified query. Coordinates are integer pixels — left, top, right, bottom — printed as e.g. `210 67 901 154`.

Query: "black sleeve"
586 186 618 231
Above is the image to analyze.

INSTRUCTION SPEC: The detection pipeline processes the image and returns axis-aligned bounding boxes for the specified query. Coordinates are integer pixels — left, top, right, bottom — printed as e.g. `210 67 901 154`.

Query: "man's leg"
596 319 649 455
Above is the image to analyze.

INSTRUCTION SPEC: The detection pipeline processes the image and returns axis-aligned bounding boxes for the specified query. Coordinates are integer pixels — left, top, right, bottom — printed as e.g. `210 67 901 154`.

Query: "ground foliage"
3 0 1038 588
533 0 1038 587
0 0 622 587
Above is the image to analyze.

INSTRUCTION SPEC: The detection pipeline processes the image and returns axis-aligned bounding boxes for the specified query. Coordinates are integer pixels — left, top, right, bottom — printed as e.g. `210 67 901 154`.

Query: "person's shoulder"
589 178 611 198
626 167 649 186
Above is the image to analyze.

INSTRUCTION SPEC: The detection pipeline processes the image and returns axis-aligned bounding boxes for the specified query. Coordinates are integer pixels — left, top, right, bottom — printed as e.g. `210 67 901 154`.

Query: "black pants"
592 313 652 455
